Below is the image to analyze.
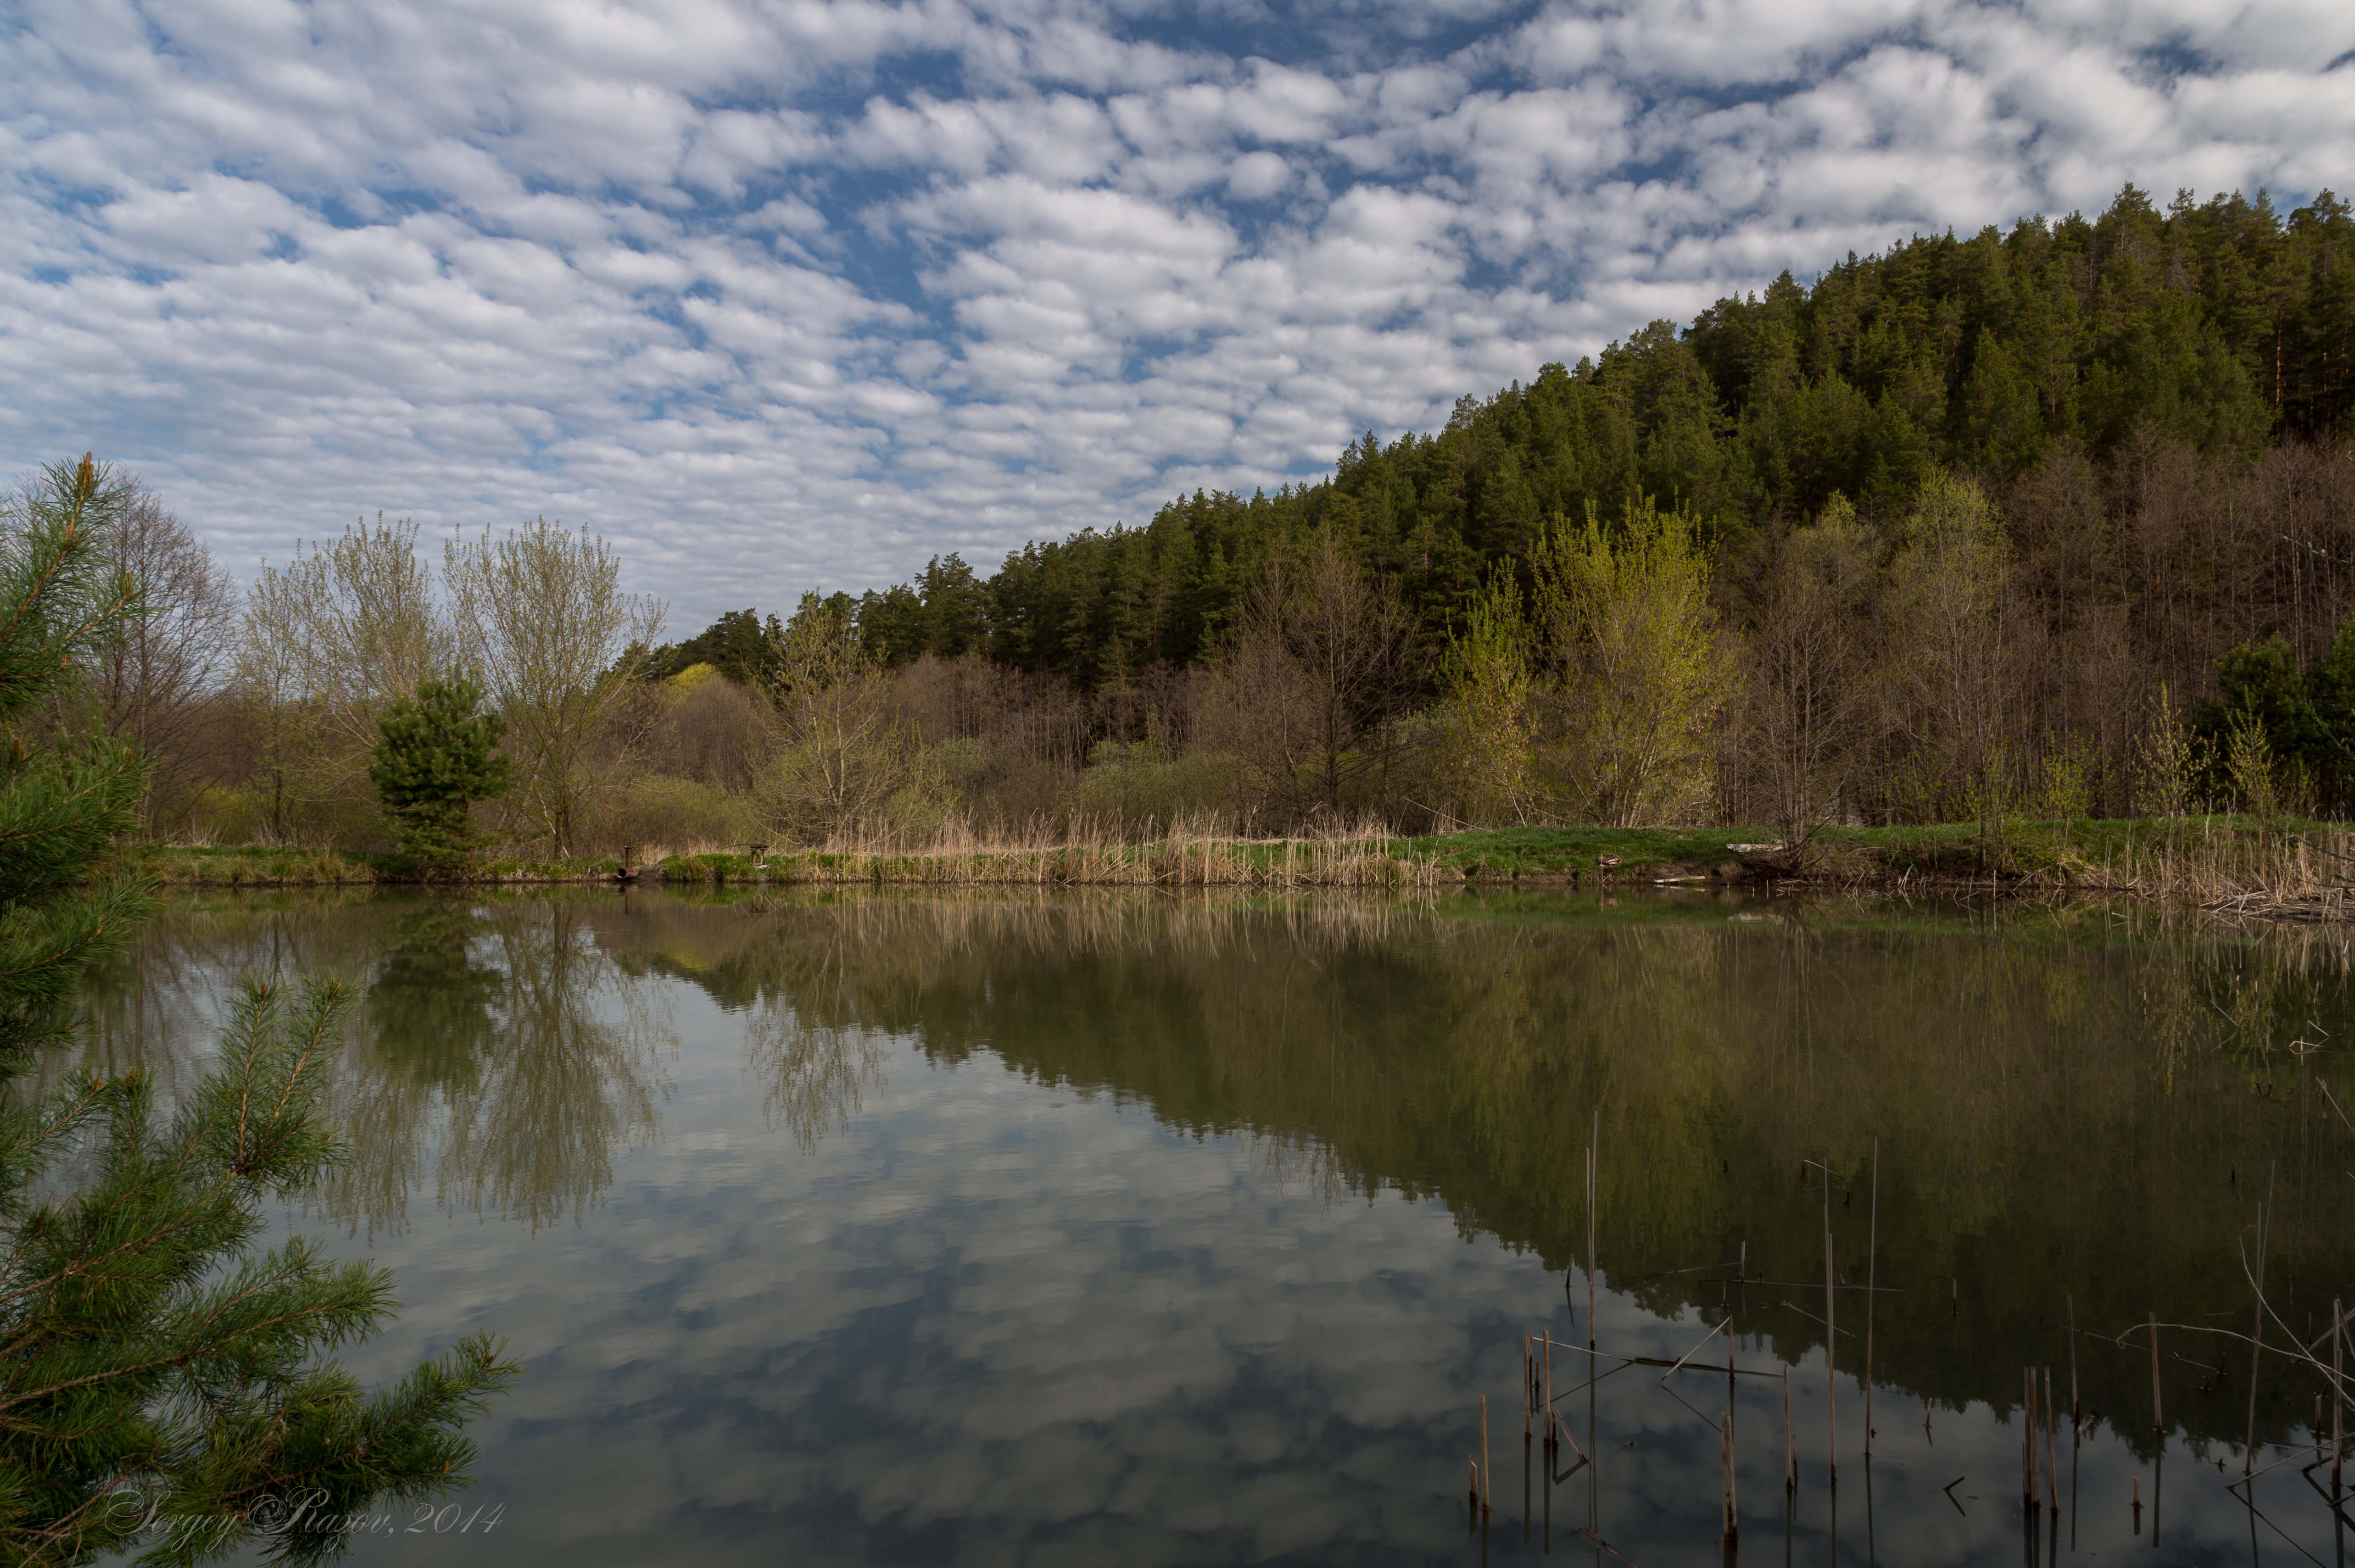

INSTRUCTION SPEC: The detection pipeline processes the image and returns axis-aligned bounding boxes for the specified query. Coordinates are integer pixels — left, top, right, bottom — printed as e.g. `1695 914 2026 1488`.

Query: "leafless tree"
1197 530 1412 826
1741 503 1876 850
231 514 447 841
244 515 446 750
644 672 768 790
445 518 664 856
80 487 239 834
758 592 946 845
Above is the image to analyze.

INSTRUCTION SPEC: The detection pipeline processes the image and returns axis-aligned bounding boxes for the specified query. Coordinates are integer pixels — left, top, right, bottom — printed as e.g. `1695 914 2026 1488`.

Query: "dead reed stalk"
719 814 1446 890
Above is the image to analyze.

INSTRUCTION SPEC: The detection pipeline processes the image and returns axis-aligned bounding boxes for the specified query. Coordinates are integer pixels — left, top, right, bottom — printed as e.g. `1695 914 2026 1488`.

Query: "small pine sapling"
0 457 517 1565
368 677 510 869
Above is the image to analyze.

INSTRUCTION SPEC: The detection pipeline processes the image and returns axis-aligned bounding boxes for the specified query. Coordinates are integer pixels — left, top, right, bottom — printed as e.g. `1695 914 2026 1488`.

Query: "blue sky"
4 0 2351 627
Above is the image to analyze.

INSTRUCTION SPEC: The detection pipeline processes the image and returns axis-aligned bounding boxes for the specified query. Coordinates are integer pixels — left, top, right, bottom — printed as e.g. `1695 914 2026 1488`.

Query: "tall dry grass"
655 810 1443 890
2092 819 2355 920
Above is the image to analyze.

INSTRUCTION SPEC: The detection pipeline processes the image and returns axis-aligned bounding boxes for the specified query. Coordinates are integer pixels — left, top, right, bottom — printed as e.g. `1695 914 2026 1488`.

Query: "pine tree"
822 185 2352 689
0 457 517 1566
368 676 510 868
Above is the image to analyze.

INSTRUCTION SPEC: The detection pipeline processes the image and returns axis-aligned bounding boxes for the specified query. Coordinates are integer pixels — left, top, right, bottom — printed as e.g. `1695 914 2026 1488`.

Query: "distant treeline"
31 184 2355 856
653 183 2353 689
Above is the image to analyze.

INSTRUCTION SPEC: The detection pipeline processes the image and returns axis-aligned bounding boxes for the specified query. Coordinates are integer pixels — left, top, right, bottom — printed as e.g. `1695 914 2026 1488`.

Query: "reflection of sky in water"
301 1001 2334 1566
73 896 2355 1567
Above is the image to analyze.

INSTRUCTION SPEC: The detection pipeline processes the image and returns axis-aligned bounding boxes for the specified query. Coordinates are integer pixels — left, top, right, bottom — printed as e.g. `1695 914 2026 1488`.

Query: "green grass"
1394 825 1778 877
1396 815 2340 885
125 844 390 886
1808 814 2333 884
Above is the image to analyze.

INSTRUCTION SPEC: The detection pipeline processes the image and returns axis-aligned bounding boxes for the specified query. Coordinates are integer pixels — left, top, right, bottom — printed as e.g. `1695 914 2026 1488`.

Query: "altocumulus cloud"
3 0 2350 622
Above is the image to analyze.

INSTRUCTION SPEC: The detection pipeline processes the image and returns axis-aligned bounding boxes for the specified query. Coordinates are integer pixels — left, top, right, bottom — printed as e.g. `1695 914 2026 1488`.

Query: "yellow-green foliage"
183 779 385 852
1529 499 1727 826
1068 740 1249 831
592 774 762 856
135 845 381 886
1882 473 2009 819
1439 565 1535 826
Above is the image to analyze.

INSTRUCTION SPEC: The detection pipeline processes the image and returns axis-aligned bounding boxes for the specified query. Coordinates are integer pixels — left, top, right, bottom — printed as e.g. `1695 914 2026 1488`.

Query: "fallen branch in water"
1577 1527 1641 1566
2203 888 2355 924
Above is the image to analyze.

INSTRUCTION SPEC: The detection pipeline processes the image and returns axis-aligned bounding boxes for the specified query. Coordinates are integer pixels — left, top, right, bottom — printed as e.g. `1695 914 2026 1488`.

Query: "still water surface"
57 887 2355 1565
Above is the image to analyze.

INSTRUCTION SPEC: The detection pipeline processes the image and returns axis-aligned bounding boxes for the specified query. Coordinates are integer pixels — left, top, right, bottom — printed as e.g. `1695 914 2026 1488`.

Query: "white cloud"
1 0 2344 623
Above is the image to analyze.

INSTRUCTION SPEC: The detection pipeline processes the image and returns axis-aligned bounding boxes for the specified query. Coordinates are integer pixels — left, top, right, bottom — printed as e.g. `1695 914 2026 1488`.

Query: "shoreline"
112 817 2355 915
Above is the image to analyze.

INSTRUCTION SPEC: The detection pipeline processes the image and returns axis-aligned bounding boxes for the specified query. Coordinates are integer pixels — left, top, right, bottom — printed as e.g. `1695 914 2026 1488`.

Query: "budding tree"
444 519 663 856
1529 499 1728 827
236 516 446 836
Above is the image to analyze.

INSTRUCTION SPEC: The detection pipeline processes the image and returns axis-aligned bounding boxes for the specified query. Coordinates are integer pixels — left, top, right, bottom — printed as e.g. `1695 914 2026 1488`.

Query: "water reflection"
49 887 2355 1565
695 888 2355 1451
336 904 672 1233
600 894 890 1151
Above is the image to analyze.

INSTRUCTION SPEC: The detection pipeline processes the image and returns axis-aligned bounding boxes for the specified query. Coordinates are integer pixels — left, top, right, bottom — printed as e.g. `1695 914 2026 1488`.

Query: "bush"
589 774 762 856
1069 740 1251 834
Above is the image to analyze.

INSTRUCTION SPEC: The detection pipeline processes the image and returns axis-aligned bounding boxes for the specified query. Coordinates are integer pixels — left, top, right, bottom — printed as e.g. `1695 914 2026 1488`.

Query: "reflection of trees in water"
329 902 670 1235
584 896 889 1152
670 888 2355 1449
453 905 670 1232
54 895 396 1101
748 1014 885 1153
1245 1129 1346 1205
320 906 502 1234
53 894 675 1238
51 886 2355 1446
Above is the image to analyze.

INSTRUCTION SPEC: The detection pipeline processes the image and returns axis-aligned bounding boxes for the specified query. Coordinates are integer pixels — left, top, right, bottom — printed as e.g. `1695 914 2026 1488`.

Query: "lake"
56 886 2355 1565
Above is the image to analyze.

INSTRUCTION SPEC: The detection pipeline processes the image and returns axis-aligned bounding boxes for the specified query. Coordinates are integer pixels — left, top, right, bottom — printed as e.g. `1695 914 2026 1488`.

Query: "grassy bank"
122 845 618 888
118 817 2355 913
122 834 1445 892
1407 817 2355 901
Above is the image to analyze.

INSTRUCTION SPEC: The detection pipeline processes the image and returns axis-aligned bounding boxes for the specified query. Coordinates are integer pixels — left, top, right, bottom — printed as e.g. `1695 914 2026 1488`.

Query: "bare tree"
1742 501 1876 850
230 581 317 843
759 592 944 845
645 670 768 790
89 489 239 833
230 515 446 840
445 518 664 856
1198 530 1412 826
244 515 446 750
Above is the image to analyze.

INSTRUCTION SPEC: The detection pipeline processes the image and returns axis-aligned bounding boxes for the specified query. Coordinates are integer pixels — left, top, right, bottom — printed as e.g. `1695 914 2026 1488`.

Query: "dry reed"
665 811 1443 890
2094 819 2355 921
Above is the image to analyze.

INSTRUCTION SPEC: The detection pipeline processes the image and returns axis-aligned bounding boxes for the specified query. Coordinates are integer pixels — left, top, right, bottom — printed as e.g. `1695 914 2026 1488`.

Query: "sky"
5 0 2353 630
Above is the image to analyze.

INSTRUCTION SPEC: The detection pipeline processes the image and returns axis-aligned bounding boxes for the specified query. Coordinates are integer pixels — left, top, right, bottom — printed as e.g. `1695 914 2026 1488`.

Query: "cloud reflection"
54 887 2355 1565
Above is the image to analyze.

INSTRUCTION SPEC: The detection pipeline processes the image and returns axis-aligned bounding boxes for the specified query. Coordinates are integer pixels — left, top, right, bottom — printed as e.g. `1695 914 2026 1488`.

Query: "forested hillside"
822 184 2354 685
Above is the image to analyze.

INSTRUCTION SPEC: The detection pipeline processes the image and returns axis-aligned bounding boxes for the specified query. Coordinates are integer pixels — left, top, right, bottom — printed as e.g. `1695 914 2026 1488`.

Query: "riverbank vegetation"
109 815 2355 917
19 185 2355 895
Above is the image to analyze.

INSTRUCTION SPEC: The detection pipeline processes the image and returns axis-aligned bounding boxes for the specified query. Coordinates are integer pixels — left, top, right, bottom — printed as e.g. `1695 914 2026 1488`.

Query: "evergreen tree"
0 458 516 1565
829 184 2354 690
638 608 772 685
368 677 510 867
